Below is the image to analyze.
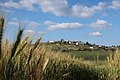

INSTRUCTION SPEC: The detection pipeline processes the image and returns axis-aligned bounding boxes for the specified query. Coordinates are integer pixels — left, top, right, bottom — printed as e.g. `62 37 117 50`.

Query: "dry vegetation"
0 16 120 80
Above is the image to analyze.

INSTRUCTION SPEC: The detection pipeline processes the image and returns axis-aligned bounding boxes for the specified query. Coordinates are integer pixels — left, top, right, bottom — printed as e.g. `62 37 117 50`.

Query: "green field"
43 43 114 60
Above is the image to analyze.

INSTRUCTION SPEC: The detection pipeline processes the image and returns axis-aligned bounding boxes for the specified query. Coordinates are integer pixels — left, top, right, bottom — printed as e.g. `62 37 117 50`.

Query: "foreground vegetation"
1 16 120 80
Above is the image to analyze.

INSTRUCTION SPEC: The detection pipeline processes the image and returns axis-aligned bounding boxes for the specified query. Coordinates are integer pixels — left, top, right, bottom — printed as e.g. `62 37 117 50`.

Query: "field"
1 17 120 80
43 43 114 63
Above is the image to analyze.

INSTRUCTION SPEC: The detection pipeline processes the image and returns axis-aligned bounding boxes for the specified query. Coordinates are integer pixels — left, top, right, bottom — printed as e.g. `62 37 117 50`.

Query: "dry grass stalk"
0 16 5 59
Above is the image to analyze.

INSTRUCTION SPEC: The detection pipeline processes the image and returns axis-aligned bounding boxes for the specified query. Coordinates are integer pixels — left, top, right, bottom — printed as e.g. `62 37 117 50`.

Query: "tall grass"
0 16 5 59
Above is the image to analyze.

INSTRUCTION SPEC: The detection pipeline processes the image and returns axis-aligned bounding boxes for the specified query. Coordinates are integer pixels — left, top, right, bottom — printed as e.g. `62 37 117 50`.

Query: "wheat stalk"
0 16 5 59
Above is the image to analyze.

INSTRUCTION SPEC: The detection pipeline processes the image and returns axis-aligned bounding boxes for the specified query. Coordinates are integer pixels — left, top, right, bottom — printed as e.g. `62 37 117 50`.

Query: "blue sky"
0 0 120 46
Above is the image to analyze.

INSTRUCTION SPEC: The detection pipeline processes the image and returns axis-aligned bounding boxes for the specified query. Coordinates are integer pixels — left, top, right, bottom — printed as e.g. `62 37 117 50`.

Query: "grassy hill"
42 43 115 61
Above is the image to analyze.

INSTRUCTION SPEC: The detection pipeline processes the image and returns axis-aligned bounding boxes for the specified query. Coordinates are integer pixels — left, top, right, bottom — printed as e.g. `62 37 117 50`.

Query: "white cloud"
72 2 106 18
29 21 40 27
102 12 109 16
11 18 18 21
1 0 39 11
1 1 22 9
39 1 105 17
44 20 56 25
25 30 34 34
7 22 19 26
45 21 83 30
90 19 112 30
39 0 70 16
38 31 46 35
1 9 12 13
89 32 102 37
1 0 106 18
110 0 120 10
7 20 28 27
19 0 39 11
7 20 40 28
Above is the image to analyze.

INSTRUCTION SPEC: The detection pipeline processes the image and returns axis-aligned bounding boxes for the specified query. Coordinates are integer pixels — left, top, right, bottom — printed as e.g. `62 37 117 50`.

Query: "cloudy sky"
0 0 120 46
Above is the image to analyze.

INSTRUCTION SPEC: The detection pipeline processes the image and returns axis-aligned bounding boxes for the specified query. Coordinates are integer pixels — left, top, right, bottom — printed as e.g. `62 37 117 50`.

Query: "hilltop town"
46 39 120 52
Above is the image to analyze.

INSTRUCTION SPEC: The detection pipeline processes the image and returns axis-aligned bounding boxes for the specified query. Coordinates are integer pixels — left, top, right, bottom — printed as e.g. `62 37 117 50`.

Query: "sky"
0 0 120 46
